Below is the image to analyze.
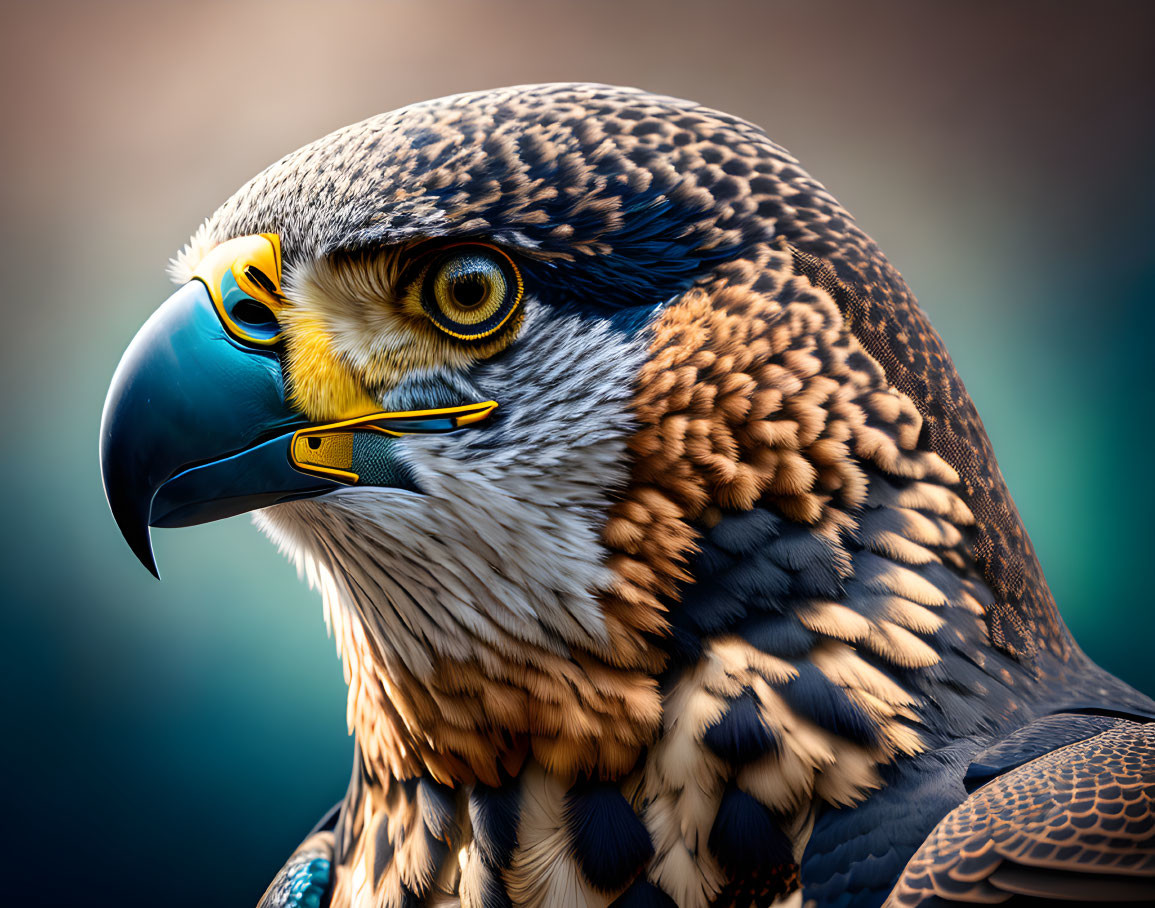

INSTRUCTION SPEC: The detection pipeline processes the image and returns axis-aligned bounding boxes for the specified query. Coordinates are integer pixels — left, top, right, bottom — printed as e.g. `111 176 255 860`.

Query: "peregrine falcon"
100 84 1155 907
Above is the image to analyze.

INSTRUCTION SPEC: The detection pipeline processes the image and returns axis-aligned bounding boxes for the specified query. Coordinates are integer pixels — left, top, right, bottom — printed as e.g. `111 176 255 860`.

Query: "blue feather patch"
565 779 655 892
703 687 778 764
282 857 330 908
708 785 793 876
263 850 332 908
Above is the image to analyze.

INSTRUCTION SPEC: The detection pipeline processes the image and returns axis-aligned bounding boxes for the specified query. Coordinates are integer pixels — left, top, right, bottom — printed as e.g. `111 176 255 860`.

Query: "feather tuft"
702 687 778 764
707 786 793 876
470 783 522 869
565 778 655 892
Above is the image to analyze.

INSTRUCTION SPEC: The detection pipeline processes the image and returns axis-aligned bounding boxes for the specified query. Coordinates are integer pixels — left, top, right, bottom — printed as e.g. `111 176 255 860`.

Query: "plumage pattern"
136 84 1155 906
887 717 1155 905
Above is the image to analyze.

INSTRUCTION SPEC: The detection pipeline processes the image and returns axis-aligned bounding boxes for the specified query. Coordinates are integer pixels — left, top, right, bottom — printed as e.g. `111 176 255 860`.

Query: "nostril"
232 298 278 330
307 437 322 450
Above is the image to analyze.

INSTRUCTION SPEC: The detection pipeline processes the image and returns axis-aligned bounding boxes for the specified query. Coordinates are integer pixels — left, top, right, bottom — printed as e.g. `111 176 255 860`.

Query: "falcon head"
101 84 1062 786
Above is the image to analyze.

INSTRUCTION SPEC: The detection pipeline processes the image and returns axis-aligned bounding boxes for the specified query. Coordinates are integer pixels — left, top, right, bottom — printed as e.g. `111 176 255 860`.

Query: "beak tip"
101 447 161 579
141 554 162 581
117 514 161 579
133 541 161 580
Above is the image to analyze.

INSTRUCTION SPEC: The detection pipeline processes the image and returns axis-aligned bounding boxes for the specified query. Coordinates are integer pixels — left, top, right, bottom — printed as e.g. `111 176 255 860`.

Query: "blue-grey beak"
99 279 342 577
100 276 497 577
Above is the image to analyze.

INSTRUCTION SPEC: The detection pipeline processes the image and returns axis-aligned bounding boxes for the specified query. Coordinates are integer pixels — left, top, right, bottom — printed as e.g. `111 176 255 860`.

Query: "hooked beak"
99 234 496 578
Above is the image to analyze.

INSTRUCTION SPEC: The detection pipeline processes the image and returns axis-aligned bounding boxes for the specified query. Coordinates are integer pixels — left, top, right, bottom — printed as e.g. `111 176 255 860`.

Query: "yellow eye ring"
419 243 523 341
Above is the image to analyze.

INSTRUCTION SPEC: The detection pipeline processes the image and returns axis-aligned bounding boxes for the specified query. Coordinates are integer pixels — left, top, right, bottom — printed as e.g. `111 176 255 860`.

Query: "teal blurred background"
1 1 1152 904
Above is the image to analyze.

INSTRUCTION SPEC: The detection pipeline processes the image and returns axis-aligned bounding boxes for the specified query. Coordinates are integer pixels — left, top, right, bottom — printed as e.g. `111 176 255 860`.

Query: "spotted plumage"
102 83 1155 907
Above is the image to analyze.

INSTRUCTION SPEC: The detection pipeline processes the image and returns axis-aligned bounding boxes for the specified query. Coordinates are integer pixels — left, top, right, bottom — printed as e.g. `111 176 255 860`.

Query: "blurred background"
2 1 1152 904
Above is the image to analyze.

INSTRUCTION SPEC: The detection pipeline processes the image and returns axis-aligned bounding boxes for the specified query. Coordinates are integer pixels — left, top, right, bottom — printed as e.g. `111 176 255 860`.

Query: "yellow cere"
190 233 286 346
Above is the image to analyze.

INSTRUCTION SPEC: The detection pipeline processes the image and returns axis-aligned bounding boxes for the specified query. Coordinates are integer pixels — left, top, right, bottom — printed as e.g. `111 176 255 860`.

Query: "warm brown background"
2 2 1152 904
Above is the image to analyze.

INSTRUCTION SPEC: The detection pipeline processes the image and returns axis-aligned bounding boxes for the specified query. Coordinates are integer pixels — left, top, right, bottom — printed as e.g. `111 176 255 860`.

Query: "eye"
420 245 523 341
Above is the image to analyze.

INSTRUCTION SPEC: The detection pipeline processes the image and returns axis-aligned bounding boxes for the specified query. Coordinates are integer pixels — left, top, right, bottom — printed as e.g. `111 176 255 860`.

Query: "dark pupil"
451 274 488 309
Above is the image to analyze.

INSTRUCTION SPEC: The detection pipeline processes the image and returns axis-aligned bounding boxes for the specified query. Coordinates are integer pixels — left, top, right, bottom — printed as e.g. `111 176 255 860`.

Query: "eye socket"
420 245 523 341
231 298 279 331
224 296 281 343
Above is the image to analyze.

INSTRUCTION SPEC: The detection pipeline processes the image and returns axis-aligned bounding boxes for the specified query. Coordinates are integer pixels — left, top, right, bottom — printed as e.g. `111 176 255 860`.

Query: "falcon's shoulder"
885 712 1155 906
630 242 1008 906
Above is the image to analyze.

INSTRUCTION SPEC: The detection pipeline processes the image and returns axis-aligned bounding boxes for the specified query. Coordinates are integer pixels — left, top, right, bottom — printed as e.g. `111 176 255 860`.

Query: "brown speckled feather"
787 247 1060 661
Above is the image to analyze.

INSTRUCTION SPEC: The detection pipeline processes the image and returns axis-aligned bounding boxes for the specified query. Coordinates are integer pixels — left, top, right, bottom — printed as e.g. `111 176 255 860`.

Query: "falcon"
99 84 1155 907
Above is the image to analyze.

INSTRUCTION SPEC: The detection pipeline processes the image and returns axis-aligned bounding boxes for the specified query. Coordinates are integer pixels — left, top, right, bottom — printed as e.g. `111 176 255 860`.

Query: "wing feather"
257 831 334 908
885 718 1155 906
